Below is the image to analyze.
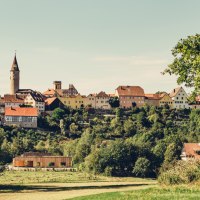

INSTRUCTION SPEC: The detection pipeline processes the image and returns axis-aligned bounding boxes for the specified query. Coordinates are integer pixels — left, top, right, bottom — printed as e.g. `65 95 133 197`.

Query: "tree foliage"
108 97 120 108
0 105 200 178
163 34 200 96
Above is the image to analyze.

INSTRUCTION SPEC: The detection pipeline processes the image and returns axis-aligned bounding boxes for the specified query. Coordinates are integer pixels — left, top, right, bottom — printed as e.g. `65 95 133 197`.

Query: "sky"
0 0 200 95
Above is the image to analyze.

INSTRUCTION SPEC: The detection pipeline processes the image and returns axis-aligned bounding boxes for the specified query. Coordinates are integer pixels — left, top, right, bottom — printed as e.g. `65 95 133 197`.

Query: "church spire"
11 53 19 71
10 52 20 94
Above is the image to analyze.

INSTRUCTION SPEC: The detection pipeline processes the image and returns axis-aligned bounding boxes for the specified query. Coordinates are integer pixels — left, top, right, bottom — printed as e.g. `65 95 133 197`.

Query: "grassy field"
0 170 154 185
0 170 156 200
69 187 200 200
0 171 199 200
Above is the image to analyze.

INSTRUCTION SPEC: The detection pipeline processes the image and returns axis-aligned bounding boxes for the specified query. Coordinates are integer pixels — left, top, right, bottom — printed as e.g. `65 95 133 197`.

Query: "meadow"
70 187 200 200
0 170 156 200
0 170 155 185
0 171 199 200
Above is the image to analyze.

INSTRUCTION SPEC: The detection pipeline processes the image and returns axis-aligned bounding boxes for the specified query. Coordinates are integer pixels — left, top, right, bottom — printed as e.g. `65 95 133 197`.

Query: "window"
48 162 55 167
12 116 19 122
195 150 200 155
60 162 66 167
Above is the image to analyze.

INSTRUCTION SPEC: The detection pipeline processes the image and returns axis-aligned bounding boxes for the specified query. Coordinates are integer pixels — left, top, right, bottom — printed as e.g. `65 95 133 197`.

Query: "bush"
158 160 200 185
0 165 5 172
132 157 151 178
104 166 113 176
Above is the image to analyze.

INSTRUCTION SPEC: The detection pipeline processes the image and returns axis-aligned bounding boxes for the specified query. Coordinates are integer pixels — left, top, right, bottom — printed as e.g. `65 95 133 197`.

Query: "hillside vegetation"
0 105 200 178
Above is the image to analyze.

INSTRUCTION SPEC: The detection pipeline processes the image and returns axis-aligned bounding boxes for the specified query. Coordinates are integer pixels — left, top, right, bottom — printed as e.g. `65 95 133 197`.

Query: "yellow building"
59 95 86 109
159 93 173 108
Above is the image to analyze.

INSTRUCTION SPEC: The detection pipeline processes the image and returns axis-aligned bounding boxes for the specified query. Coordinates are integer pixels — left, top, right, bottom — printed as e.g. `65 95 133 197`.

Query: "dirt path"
0 182 156 200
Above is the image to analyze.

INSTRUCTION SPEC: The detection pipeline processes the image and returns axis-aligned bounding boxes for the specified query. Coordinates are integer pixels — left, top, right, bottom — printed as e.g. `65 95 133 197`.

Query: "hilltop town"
1 1 200 199
0 54 200 129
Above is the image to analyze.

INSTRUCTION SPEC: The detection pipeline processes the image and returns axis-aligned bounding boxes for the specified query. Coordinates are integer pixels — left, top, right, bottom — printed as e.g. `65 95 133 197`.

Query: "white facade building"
86 94 96 108
86 92 111 109
95 92 111 109
24 92 45 113
170 87 189 109
4 94 25 108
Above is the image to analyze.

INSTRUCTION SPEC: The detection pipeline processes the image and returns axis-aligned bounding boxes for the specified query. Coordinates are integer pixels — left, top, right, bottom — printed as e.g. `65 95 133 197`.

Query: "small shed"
13 152 72 168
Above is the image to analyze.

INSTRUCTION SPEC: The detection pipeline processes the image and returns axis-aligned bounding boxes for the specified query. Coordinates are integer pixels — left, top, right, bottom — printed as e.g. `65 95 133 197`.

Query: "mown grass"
69 187 200 200
0 170 155 185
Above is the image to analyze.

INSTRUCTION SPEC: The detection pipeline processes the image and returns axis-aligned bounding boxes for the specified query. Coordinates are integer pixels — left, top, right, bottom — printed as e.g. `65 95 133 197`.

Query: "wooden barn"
13 152 72 168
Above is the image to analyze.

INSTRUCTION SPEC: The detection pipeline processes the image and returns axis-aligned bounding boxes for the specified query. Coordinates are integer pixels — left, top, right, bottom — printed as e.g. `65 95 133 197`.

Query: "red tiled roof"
45 97 57 106
87 94 97 97
96 91 109 98
170 87 182 98
159 92 168 98
5 107 38 117
183 143 200 159
43 89 56 96
145 94 161 100
4 94 25 103
43 89 64 97
116 86 145 97
44 84 79 97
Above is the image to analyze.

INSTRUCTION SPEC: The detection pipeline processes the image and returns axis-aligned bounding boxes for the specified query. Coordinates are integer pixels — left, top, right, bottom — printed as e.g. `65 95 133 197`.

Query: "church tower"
10 54 20 95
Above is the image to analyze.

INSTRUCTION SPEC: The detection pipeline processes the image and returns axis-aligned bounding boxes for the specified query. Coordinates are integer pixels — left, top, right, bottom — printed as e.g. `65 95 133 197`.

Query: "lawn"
0 171 156 200
69 187 200 200
0 170 155 185
1 171 198 200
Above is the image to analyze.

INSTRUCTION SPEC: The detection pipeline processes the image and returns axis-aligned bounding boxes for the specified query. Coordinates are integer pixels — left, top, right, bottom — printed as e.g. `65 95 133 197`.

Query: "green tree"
163 34 200 96
133 157 151 177
11 137 23 156
35 140 46 152
74 129 94 163
85 140 137 176
108 97 120 108
52 108 65 121
115 108 123 118
60 119 66 135
164 143 181 164
0 138 12 164
124 119 136 137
